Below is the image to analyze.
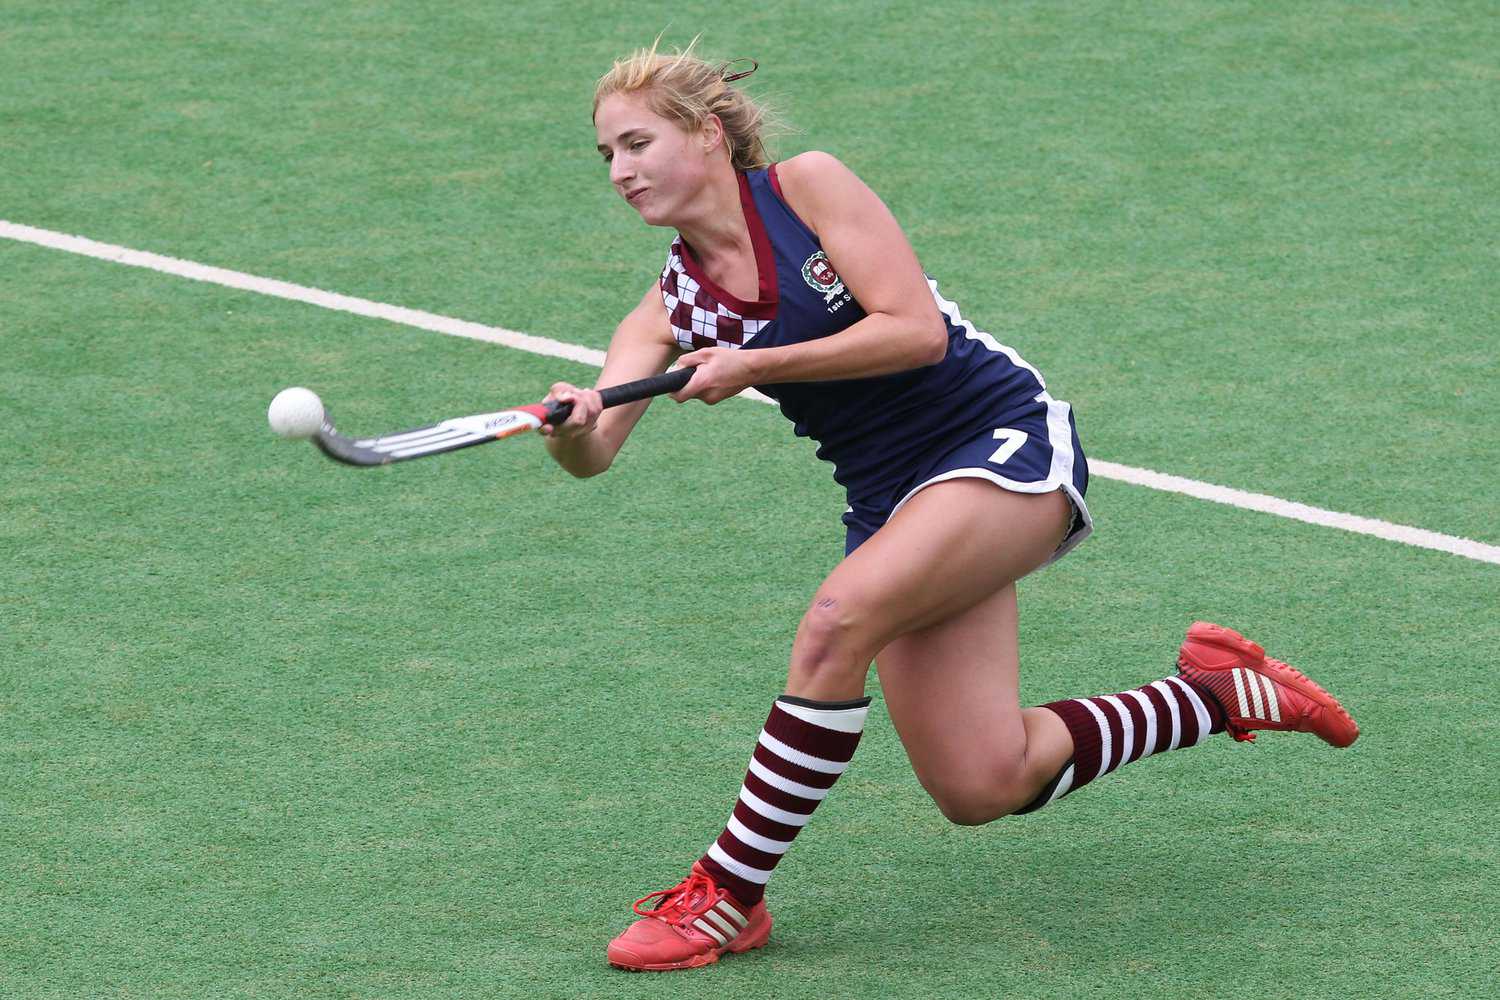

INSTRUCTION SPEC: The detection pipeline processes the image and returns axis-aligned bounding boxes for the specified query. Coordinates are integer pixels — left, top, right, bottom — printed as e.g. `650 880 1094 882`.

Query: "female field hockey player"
541 42 1360 973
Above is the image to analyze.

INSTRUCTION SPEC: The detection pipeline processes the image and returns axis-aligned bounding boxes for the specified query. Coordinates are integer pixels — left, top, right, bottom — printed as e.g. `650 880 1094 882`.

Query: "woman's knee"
788 592 880 679
925 769 1038 826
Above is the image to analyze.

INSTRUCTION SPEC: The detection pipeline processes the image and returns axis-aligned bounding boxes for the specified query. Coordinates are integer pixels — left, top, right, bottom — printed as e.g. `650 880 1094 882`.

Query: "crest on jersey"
801 251 846 305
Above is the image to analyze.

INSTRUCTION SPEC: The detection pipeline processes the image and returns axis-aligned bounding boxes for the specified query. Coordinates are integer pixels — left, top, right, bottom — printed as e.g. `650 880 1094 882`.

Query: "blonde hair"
593 37 779 172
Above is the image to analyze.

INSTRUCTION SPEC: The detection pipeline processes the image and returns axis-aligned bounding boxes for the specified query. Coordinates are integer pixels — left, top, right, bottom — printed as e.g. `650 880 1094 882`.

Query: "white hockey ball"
267 387 325 439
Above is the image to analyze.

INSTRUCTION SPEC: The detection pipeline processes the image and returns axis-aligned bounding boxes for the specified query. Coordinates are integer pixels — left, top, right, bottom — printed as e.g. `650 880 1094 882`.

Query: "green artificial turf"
3 3 1496 997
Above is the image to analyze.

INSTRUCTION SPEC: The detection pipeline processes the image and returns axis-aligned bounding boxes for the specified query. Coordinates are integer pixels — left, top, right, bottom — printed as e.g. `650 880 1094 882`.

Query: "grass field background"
3 2 1497 998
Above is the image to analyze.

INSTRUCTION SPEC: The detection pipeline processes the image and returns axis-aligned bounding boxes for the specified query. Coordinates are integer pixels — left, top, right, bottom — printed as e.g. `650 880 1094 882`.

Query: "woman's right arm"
541 282 680 478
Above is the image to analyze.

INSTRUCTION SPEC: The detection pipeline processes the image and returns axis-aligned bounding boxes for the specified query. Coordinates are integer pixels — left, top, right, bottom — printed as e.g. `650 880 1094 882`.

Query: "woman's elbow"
568 457 612 479
546 440 615 479
917 317 949 366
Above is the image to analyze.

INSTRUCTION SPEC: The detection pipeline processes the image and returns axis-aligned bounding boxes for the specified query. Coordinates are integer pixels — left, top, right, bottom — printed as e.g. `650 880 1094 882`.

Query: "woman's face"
595 91 713 226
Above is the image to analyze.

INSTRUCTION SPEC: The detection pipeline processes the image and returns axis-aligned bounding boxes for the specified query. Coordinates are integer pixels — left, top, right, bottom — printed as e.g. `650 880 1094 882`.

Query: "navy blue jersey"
659 165 1085 519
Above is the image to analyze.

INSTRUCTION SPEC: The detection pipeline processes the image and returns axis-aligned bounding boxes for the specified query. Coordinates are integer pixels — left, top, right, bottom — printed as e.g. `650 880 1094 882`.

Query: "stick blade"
311 407 545 467
312 423 399 466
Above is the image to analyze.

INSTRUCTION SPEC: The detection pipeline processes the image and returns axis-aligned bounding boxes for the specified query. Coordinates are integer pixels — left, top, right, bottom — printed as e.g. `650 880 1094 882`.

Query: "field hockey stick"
312 368 693 467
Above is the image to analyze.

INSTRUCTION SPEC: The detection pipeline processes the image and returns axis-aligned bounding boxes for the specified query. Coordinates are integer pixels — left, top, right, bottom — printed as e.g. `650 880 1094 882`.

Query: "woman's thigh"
786 480 1070 703
839 483 1074 817
810 479 1071 647
875 584 1066 819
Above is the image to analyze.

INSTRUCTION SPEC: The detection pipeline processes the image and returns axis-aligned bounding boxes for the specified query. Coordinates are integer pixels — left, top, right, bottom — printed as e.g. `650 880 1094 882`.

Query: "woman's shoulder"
774 150 853 188
772 152 866 232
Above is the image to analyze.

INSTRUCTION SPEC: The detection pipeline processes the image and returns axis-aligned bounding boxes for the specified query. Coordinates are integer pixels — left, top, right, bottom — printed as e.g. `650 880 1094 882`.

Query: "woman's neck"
675 167 751 267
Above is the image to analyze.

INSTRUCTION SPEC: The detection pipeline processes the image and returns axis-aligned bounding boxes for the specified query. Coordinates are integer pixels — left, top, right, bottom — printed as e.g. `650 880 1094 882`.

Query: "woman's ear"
702 114 726 154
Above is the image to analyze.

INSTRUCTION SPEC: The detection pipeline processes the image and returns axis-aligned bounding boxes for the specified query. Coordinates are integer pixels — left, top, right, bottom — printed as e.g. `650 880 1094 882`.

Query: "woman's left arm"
673 152 949 403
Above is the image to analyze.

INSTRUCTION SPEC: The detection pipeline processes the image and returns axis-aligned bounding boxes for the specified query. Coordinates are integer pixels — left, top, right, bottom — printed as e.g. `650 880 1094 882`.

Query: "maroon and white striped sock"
1017 676 1226 813
698 695 871 906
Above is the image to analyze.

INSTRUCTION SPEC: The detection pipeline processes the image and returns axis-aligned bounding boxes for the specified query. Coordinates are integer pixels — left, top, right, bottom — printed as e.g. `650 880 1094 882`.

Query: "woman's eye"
630 140 648 151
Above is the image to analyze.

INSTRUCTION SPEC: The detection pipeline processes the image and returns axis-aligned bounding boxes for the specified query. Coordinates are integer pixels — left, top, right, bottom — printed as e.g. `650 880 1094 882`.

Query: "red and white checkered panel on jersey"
660 243 771 351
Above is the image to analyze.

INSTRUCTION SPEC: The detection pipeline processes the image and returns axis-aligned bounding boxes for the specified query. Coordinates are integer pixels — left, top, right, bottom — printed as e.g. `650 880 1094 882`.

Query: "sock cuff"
774 695 871 735
777 694 872 711
1013 757 1077 815
1040 698 1105 783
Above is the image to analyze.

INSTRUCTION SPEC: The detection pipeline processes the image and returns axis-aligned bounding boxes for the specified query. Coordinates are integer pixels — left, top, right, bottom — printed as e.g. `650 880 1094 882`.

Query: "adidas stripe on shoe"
1177 621 1359 747
607 862 773 972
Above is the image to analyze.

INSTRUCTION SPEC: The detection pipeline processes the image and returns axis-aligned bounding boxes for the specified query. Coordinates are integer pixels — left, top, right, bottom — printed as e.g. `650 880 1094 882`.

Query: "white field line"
1087 461 1500 565
0 220 608 368
5 218 1498 567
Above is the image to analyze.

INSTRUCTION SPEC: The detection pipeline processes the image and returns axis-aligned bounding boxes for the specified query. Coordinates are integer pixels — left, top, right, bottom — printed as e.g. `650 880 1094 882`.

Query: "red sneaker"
606 862 772 972
1177 621 1359 748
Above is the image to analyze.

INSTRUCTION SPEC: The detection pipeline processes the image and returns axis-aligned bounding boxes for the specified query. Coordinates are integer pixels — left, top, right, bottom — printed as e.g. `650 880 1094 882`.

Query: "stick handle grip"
543 368 694 425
